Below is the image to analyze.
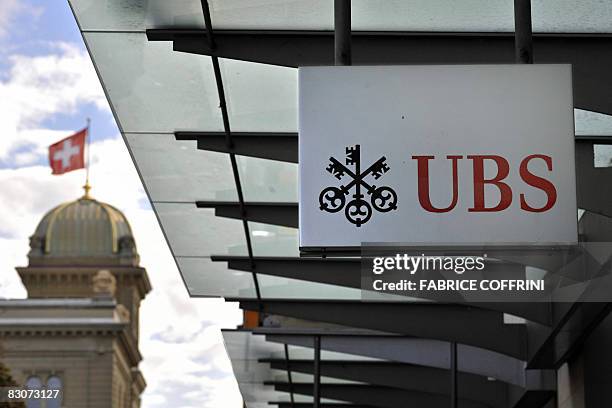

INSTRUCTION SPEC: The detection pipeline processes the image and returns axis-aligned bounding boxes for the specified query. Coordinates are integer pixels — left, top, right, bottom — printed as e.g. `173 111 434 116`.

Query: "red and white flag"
48 128 87 175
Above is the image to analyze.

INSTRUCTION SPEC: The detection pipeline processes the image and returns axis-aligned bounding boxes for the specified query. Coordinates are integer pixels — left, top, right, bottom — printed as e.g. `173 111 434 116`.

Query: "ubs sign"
299 65 577 249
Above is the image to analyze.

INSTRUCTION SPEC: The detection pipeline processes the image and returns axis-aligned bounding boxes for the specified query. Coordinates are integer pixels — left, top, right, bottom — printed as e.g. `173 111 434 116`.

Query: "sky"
0 1 243 407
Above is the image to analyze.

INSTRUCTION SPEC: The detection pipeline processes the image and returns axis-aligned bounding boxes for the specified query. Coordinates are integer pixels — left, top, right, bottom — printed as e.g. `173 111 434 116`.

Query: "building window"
25 376 42 408
45 376 62 408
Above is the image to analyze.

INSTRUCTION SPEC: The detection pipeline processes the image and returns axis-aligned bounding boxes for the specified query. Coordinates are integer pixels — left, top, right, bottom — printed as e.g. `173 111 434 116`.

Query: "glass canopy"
71 0 612 32
70 0 612 302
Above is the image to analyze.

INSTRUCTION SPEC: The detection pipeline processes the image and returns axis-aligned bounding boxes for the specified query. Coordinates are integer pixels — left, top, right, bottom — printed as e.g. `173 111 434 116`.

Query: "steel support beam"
527 301 612 369
334 0 351 66
268 382 489 408
271 404 373 408
525 213 612 368
214 256 359 290
264 359 511 408
175 131 298 163
148 30 612 115
268 359 554 408
240 295 610 369
261 332 555 390
313 335 321 408
197 201 298 228
284 343 295 407
237 300 527 359
220 257 550 324
514 0 533 63
194 1 264 305
451 342 458 408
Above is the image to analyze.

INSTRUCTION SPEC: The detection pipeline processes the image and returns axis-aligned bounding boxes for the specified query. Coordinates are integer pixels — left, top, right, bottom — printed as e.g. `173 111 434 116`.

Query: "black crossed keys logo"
319 145 398 227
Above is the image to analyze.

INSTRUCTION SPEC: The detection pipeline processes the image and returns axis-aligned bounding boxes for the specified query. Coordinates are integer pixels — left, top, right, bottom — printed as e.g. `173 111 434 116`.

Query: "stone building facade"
0 193 151 408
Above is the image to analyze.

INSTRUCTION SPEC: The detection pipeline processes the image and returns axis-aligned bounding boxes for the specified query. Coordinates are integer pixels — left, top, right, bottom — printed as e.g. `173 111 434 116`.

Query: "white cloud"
0 45 243 407
0 42 107 161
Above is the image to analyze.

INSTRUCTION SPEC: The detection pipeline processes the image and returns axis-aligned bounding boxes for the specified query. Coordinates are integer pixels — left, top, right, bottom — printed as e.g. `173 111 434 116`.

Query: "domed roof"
28 194 139 266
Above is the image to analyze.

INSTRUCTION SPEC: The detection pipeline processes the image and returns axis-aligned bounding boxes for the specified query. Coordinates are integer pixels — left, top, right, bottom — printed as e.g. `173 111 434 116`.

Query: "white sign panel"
299 65 577 249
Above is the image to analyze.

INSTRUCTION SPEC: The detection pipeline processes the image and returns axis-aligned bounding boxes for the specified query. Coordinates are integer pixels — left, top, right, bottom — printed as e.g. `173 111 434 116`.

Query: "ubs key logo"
319 145 398 227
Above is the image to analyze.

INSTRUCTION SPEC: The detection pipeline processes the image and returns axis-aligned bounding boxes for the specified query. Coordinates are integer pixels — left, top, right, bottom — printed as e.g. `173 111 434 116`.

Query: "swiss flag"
48 128 87 175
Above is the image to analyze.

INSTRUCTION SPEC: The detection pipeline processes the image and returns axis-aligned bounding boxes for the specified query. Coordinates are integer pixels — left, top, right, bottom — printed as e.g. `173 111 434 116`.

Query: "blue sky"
0 2 243 407
0 1 118 163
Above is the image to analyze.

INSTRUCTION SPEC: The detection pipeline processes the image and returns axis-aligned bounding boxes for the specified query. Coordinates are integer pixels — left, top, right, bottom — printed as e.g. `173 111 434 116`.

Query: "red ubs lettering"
411 155 557 213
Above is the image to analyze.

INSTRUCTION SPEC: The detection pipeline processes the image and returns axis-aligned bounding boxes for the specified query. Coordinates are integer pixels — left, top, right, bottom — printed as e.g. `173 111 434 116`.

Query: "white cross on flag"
48 128 87 175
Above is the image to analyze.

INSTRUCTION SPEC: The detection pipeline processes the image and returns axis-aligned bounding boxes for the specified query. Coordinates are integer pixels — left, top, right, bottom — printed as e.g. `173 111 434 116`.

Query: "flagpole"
84 117 92 198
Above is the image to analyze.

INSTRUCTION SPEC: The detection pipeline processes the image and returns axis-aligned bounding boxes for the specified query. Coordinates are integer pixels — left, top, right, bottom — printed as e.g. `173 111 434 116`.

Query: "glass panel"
352 0 513 31
221 59 297 132
223 331 384 361
238 381 289 404
71 0 612 33
238 157 297 202
209 0 333 30
177 257 410 300
530 1 612 33
153 203 247 256
125 133 237 202
83 32 222 133
230 360 284 383
282 372 364 384
257 274 406 300
575 110 612 136
68 0 206 31
208 0 612 32
352 0 608 32
594 145 612 168
223 330 283 360
177 257 256 297
223 332 325 371
249 222 299 257
151 204 298 257
222 330 384 403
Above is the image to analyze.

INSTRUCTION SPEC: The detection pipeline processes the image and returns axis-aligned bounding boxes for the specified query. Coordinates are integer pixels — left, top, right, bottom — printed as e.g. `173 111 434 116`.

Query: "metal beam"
237 300 527 359
270 379 553 408
220 257 550 324
284 343 296 407
525 212 612 368
264 359 511 408
313 335 321 408
514 0 533 63
240 294 609 368
214 256 359 290
334 0 351 66
175 131 298 163
196 201 298 227
451 342 458 408
261 332 555 390
271 404 373 408
148 30 612 115
268 382 490 408
527 301 612 369
195 1 264 306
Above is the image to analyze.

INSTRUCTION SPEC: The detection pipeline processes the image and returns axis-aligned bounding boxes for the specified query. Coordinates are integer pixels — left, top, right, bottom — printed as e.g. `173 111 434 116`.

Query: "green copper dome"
28 196 139 266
